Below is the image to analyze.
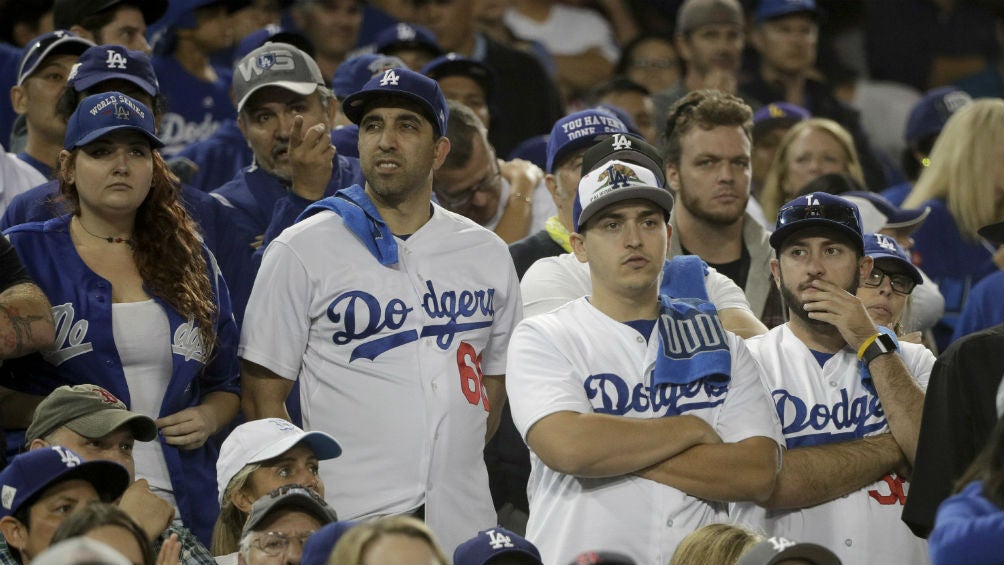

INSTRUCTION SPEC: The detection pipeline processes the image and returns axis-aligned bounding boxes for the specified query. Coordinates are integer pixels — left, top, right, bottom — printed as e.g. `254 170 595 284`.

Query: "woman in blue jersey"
1 91 240 544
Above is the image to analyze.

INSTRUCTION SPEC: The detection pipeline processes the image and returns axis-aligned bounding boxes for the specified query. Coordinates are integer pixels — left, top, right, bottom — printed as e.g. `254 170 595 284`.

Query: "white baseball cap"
572 159 673 232
216 418 342 505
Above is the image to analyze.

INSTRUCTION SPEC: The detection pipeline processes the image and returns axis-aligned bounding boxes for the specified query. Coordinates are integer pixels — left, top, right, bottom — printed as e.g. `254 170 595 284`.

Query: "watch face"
877 333 898 351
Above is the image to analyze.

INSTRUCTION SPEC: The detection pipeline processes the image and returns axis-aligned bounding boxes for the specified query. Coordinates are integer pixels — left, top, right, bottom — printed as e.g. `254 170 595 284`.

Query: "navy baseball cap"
242 485 338 534
736 536 840 565
904 86 972 146
64 91 163 150
979 220 1004 246
332 53 408 100
343 68 450 137
753 101 810 126
580 132 666 186
770 192 864 253
0 446 130 518
68 45 159 97
233 43 326 113
53 0 169 30
547 109 628 173
454 527 542 565
421 53 495 100
234 25 315 63
574 159 672 231
842 190 930 231
864 233 922 284
17 31 95 86
374 23 442 59
301 521 358 565
755 0 818 22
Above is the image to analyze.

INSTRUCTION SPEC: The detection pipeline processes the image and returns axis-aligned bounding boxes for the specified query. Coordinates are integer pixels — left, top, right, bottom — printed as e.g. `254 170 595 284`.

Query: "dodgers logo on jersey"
773 387 887 449
105 49 127 69
172 319 209 363
43 302 93 365
583 373 727 417
326 281 494 361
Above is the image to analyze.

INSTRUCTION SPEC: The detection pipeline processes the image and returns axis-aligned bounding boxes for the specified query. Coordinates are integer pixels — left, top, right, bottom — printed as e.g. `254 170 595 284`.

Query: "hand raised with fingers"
289 114 335 201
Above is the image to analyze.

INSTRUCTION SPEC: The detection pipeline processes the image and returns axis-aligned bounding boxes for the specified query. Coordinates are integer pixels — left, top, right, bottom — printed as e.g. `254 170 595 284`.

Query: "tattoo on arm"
0 303 49 358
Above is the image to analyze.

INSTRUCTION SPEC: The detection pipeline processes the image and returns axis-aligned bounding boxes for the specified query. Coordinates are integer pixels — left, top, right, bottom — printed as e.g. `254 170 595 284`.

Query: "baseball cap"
546 109 628 173
904 86 972 146
68 45 159 97
979 220 1004 246
233 43 326 113
736 536 840 565
676 0 744 35
301 521 358 565
566 550 636 565
242 484 338 534
770 192 864 253
64 91 163 151
580 132 666 186
574 159 673 231
864 233 922 284
421 53 495 100
26 384 158 445
752 101 810 137
33 538 132 565
755 0 818 22
53 0 169 30
374 23 442 59
0 446 131 518
842 191 930 231
234 25 315 63
216 418 342 505
454 527 543 565
332 53 408 100
343 68 450 137
17 30 95 86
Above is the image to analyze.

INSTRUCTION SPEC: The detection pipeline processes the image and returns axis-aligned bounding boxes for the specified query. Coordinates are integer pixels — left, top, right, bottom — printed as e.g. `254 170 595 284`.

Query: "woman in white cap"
211 418 341 563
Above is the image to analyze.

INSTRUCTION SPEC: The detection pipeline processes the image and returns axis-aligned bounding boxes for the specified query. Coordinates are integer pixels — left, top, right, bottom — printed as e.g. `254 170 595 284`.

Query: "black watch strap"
862 333 898 365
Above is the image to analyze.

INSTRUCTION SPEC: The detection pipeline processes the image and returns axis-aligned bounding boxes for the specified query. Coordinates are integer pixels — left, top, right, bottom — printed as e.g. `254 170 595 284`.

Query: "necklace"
75 218 134 247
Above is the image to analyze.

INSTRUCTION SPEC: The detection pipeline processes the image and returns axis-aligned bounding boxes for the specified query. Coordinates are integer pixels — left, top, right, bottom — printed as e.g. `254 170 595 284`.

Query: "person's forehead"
781 227 855 248
682 124 750 152
436 75 485 97
32 53 79 75
362 97 429 122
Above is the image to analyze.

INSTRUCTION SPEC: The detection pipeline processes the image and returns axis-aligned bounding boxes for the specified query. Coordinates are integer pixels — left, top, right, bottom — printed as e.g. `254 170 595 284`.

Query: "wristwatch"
860 333 898 366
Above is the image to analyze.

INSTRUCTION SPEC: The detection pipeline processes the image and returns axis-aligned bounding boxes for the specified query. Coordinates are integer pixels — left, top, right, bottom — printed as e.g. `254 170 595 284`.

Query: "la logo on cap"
486 529 514 550
105 49 127 69
597 163 642 191
767 537 797 552
380 69 400 86
396 23 417 40
610 133 632 151
1 485 15 510
875 234 896 251
114 105 131 120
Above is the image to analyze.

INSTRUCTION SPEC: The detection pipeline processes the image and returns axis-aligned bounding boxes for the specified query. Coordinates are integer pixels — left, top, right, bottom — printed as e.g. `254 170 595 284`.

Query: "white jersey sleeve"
704 267 753 313
714 332 784 445
480 248 523 376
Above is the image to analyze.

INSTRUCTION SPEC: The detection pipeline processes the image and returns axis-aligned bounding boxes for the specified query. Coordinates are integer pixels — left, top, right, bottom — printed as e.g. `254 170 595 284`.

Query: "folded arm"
241 359 295 421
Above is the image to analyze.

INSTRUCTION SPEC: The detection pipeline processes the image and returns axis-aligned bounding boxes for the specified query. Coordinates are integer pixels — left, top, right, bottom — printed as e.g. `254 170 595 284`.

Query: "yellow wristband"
857 333 879 360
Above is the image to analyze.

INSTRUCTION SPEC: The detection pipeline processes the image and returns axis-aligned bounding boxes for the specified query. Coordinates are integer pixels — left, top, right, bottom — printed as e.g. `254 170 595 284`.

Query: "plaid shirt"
156 526 217 565
0 536 20 565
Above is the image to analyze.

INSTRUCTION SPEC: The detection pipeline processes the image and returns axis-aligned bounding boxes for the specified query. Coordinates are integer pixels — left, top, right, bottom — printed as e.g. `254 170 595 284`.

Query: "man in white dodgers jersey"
238 67 521 554
506 155 782 565
732 192 935 565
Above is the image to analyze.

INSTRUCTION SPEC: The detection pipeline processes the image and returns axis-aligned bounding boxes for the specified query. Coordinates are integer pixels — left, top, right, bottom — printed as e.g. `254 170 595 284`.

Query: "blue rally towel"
652 295 731 387
858 325 901 393
297 184 398 265
660 255 709 300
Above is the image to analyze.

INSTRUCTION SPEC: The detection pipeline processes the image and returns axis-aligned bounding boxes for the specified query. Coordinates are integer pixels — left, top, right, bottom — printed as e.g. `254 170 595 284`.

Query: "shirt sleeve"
0 236 30 292
521 255 591 318
715 332 784 446
480 251 523 376
705 267 754 313
929 482 1004 565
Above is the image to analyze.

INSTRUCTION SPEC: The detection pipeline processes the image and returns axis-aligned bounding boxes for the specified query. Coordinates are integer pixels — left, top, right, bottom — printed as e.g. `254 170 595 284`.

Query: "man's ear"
10 85 27 115
431 136 451 171
0 516 28 552
570 232 587 263
665 163 679 192
769 257 782 288
28 438 49 451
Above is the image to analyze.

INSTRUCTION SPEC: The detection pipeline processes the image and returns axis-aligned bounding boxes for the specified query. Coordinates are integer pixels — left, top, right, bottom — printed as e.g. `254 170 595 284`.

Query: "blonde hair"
904 98 1004 241
669 523 764 565
759 118 864 223
210 463 261 556
327 516 448 565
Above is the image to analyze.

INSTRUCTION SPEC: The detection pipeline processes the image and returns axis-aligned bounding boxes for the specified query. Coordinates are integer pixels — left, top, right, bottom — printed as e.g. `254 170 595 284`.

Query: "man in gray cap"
238 485 337 565
20 384 217 565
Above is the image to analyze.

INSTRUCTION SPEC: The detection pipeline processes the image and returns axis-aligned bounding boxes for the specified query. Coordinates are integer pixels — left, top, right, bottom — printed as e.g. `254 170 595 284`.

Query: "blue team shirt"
175 119 252 192
152 56 235 157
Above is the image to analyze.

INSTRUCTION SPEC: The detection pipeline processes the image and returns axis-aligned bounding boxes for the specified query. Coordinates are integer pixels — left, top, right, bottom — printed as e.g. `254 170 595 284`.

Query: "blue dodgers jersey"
175 119 252 192
152 56 236 156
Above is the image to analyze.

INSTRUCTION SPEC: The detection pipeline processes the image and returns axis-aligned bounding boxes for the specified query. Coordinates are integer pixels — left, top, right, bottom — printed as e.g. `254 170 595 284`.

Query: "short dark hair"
441 99 486 170
662 89 752 165
0 0 55 46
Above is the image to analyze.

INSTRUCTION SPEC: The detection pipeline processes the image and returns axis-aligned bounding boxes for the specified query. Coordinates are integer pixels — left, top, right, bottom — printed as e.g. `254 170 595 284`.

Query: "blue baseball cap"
770 192 864 252
904 86 972 146
842 190 930 231
332 53 408 100
17 30 95 86
454 527 543 565
374 23 442 59
0 446 131 518
864 233 922 284
546 109 628 173
68 45 159 97
64 91 163 150
753 101 810 125
755 0 818 22
574 159 672 231
343 68 450 137
234 25 315 63
421 53 495 100
301 521 358 565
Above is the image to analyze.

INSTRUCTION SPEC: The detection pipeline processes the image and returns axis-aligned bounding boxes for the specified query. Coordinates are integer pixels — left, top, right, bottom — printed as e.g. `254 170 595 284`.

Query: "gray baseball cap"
736 537 841 565
243 485 338 534
26 384 157 445
233 42 325 113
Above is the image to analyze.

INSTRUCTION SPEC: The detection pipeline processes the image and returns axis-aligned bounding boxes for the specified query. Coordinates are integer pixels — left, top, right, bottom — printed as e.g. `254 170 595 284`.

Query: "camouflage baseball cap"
26 384 158 445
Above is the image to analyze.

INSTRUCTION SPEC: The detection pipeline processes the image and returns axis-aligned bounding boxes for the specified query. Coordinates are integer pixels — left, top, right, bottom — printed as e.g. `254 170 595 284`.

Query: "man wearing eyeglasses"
732 192 935 565
433 100 550 243
238 485 337 565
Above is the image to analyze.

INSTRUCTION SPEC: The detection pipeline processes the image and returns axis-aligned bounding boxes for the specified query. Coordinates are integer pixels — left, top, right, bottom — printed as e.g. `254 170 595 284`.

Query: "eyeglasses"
434 160 502 210
776 204 861 233
630 58 678 70
251 530 316 556
862 266 916 295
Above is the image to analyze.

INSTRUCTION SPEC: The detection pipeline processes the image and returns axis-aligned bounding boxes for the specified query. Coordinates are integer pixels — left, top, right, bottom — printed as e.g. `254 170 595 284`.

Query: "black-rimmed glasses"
862 266 916 295
434 159 502 210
